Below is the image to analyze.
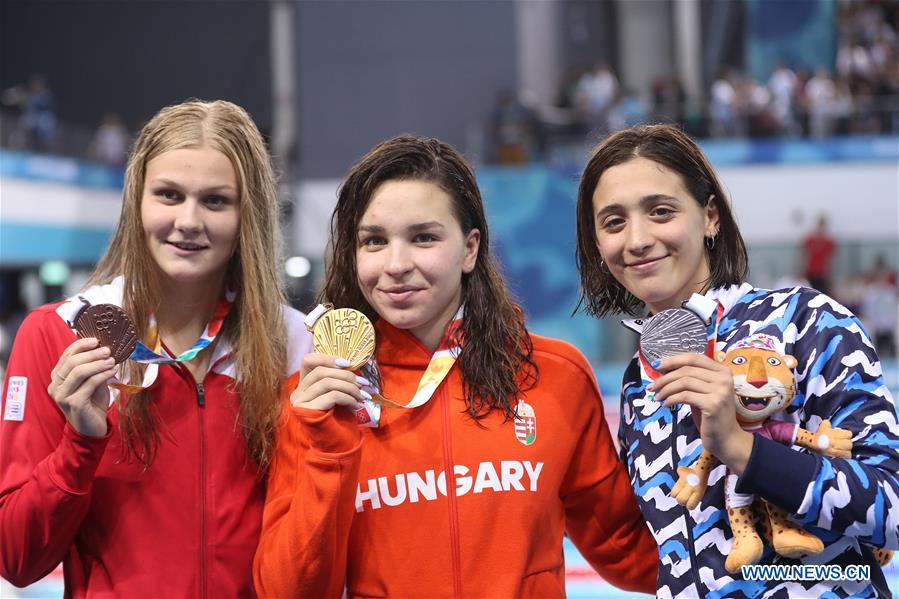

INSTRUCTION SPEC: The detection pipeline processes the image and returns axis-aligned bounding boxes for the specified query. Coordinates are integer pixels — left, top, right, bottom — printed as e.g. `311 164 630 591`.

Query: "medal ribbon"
109 291 235 395
354 306 464 427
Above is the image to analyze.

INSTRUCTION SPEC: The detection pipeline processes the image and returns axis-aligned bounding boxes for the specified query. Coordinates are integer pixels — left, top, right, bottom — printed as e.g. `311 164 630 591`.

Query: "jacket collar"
55 275 236 370
374 319 436 369
621 282 755 334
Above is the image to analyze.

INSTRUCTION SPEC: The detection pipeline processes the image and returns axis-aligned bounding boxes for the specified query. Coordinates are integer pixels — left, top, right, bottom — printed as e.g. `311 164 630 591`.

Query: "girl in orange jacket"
253 135 658 598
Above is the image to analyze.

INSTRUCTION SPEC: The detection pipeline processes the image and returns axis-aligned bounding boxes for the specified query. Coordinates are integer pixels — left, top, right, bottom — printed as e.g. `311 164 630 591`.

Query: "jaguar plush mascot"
670 333 854 573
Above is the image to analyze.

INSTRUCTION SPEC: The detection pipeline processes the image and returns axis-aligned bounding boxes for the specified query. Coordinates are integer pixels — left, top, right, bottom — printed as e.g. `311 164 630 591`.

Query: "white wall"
719 162 898 243
2 179 121 228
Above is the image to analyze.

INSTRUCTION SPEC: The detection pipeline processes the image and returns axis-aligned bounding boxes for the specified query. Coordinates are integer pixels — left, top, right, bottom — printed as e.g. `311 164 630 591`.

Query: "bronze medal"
72 303 138 364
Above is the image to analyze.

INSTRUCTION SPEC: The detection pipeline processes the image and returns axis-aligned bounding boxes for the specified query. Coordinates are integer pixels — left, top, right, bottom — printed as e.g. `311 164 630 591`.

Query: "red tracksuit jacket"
0 299 311 598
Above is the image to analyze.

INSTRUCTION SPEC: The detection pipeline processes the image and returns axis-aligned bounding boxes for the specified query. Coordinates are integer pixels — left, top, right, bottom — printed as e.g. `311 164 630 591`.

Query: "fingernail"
360 389 372 401
335 358 351 367
105 357 115 365
99 347 111 357
646 383 654 391
651 359 661 369
356 376 371 386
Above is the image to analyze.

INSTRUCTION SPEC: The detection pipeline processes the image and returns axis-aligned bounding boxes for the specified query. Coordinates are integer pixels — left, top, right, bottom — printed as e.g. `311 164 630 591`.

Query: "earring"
599 258 608 272
705 232 717 250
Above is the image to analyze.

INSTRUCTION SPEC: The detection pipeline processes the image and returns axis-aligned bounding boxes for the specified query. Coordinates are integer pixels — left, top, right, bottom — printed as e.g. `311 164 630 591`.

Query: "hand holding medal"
291 305 383 422
300 304 464 427
48 300 139 437
643 295 752 470
71 302 138 364
57 291 237 397
635 293 718 392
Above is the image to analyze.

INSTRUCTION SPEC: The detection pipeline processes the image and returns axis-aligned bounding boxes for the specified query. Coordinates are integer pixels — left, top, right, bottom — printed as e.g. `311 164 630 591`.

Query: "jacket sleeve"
0 309 112 586
253 375 363 599
562 361 658 595
735 292 899 549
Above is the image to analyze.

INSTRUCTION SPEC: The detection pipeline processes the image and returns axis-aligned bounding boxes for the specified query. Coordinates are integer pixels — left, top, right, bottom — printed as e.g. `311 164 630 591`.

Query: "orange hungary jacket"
254 320 658 598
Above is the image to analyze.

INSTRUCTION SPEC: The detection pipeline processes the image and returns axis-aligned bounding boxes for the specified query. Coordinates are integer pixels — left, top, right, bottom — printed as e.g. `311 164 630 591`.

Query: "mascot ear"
784 354 797 368
716 350 727 363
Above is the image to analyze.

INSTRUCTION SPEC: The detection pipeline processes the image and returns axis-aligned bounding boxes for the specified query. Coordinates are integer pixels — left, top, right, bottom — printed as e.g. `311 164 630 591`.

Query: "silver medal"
638 308 707 364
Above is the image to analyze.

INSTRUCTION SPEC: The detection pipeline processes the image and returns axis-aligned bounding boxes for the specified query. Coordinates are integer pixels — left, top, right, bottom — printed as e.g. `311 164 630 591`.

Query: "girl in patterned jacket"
0 100 312 597
254 135 658 598
574 124 899 598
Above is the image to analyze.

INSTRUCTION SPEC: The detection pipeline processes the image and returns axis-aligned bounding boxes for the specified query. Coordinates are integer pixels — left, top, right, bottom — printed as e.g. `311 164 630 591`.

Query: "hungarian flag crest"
513 399 536 446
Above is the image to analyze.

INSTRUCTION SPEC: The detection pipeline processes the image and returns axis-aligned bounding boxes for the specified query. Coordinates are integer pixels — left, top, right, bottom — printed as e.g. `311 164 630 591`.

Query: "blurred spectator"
89 113 129 167
768 61 800 135
852 80 882 133
834 274 864 316
1 74 56 151
556 67 586 112
802 214 837 295
834 76 856 134
526 0 899 156
573 62 620 134
870 29 897 72
806 68 839 137
709 69 745 137
651 77 687 125
489 89 539 165
837 38 875 81
746 77 779 137
620 89 650 128
859 254 898 358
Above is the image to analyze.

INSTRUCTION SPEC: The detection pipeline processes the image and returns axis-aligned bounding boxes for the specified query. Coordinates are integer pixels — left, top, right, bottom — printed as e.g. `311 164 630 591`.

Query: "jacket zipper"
196 380 208 599
440 385 463 598
165 349 214 599
672 405 702 595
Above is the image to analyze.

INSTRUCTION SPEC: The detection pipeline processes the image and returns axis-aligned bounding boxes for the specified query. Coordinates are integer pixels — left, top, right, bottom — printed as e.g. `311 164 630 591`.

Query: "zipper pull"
196 382 205 406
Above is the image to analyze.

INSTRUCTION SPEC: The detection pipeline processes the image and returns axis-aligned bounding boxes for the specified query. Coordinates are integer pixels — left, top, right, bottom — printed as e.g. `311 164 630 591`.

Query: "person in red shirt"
253 135 658 598
803 214 837 295
0 100 311 597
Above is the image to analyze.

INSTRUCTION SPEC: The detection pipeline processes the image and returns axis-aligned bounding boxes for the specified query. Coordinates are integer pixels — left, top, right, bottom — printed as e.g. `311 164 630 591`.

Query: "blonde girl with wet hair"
0 100 312 597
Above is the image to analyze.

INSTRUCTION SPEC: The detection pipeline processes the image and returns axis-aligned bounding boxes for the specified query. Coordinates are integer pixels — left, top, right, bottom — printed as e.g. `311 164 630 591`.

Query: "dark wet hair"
575 124 748 317
320 134 537 420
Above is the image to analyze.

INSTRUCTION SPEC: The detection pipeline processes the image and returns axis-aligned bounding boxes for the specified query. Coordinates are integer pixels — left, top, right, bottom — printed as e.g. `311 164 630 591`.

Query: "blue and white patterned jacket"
619 284 899 598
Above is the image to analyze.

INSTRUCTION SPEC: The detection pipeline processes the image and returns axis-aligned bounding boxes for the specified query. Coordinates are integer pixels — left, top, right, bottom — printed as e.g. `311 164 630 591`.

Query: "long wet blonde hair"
88 100 287 470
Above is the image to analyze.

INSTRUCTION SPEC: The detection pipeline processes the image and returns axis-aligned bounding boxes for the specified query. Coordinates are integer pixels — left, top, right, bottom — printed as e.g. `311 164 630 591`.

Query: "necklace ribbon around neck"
110 291 235 395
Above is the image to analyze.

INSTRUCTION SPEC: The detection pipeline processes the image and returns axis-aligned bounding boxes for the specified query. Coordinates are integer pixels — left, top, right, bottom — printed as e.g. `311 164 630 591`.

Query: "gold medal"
310 306 376 371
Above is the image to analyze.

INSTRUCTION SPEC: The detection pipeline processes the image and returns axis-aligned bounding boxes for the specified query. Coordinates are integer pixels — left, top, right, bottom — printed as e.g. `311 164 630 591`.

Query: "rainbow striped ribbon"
110 291 235 394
